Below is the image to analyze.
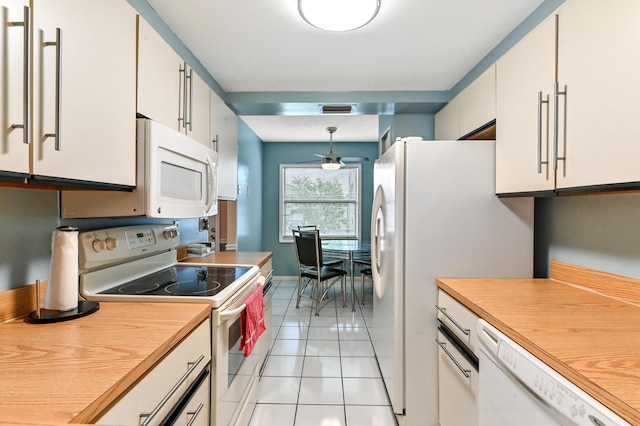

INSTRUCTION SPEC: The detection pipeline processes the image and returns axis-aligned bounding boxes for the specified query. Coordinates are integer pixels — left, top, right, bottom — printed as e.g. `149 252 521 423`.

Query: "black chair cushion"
301 266 346 281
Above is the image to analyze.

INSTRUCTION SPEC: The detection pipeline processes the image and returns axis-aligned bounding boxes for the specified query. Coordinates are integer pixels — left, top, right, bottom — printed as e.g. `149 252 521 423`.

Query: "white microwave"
61 119 218 219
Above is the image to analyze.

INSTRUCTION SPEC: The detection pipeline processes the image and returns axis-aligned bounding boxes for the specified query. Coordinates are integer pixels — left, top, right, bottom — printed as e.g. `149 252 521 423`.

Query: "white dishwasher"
477 319 630 426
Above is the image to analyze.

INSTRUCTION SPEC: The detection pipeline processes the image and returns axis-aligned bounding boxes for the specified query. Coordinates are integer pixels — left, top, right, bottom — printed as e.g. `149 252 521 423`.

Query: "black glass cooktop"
100 265 252 297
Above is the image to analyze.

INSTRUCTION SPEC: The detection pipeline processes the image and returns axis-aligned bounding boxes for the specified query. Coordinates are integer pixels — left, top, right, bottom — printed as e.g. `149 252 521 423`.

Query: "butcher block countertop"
437 261 640 425
0 296 211 425
179 251 273 268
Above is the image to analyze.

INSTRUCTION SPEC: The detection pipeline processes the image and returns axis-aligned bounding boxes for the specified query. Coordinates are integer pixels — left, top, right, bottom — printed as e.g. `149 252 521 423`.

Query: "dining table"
321 239 371 311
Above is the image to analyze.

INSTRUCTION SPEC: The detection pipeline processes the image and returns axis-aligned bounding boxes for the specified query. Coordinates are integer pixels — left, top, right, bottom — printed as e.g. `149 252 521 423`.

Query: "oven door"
212 274 265 426
144 119 218 218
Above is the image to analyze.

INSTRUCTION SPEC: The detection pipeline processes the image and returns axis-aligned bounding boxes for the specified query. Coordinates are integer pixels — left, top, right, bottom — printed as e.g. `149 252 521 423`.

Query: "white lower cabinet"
97 319 211 426
437 329 478 426
436 290 479 426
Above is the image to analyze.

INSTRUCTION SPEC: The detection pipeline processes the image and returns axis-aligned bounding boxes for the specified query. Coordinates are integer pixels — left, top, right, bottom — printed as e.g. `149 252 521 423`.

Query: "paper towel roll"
44 227 79 311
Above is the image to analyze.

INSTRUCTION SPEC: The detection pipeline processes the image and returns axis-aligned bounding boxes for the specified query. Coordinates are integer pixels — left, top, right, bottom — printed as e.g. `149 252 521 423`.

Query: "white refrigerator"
370 138 533 426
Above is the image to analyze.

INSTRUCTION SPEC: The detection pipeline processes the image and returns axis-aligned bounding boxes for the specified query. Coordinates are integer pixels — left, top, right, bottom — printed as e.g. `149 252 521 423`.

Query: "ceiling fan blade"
313 153 326 158
340 156 370 162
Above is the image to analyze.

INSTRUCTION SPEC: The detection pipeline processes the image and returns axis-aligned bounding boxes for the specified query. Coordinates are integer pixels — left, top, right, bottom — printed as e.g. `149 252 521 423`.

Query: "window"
280 164 361 242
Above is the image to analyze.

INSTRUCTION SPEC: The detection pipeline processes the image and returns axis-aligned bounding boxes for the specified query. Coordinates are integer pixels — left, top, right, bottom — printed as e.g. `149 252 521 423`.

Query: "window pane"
280 165 361 241
283 202 357 238
283 168 358 201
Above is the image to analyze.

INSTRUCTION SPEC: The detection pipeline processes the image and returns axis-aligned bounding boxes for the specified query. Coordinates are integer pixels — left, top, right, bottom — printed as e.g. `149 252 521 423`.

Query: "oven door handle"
219 276 265 322
220 304 246 322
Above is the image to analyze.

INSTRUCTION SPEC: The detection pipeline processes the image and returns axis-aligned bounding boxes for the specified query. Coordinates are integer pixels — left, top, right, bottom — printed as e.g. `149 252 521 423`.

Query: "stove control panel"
79 224 180 271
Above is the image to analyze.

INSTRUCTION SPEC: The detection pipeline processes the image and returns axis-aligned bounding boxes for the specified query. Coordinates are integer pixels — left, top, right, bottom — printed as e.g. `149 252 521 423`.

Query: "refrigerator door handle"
371 185 385 299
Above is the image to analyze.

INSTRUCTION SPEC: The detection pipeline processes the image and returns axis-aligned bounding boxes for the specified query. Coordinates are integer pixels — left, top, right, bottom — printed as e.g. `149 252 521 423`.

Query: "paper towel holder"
28 280 99 324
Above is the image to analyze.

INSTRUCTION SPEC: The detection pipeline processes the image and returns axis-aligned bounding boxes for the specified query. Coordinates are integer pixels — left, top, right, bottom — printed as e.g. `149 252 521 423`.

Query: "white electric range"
78 224 268 426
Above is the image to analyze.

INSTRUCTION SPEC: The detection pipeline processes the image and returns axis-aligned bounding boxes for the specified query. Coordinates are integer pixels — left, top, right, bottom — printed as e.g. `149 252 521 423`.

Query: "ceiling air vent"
321 104 354 114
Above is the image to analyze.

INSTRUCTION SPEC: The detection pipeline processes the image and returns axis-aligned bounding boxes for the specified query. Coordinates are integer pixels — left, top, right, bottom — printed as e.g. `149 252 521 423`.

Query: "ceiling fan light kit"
321 158 342 170
315 126 370 170
298 0 381 32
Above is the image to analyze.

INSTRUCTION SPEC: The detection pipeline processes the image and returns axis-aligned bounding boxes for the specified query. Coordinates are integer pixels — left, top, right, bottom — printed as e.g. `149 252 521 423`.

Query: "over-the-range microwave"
61 119 218 219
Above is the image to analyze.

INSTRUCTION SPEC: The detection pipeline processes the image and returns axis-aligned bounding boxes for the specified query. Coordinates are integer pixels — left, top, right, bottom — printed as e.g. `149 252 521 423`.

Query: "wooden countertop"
180 251 273 268
0 300 211 425
437 261 640 425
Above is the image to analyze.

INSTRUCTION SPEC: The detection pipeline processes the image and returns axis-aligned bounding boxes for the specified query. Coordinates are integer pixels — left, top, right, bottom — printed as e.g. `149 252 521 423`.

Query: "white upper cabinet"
137 16 183 131
0 0 30 176
496 16 556 194
554 0 640 190
435 65 495 140
186 70 211 146
31 0 136 186
496 0 640 194
435 97 459 140
137 16 210 146
458 65 495 137
210 91 238 200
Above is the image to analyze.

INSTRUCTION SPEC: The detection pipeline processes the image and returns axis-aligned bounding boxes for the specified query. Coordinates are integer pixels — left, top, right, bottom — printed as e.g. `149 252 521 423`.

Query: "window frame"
279 164 362 243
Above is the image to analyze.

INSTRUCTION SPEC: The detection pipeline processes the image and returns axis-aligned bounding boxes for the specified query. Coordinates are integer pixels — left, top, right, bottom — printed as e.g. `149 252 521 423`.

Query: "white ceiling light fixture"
298 0 381 32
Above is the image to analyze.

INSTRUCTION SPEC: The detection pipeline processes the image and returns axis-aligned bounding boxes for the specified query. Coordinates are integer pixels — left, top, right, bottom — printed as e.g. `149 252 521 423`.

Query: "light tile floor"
248 278 398 426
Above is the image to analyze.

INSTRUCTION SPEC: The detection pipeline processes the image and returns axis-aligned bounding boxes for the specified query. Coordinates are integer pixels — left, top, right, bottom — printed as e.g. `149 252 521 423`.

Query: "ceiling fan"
315 126 370 170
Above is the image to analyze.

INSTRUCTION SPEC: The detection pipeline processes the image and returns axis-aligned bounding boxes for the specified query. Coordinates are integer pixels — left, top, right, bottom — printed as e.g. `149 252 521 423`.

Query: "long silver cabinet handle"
181 62 188 129
8 6 31 144
186 403 205 426
537 91 549 174
553 81 567 172
187 68 193 131
435 338 471 379
43 28 62 151
140 354 206 426
435 305 470 336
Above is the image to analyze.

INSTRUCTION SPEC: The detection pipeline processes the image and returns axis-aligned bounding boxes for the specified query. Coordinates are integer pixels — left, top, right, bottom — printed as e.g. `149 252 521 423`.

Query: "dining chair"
354 256 372 305
360 267 372 305
292 229 347 315
296 225 344 268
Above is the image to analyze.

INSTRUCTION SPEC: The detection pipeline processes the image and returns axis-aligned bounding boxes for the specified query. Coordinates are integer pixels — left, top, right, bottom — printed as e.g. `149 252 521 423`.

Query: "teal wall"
257 113 435 277
534 193 640 279
0 186 207 292
261 141 379 277
237 120 264 251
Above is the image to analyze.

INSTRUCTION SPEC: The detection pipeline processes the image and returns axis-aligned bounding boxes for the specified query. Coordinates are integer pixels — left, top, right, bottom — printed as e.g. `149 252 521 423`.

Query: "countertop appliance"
477 319 629 426
78 224 268 426
370 138 534 426
61 118 218 219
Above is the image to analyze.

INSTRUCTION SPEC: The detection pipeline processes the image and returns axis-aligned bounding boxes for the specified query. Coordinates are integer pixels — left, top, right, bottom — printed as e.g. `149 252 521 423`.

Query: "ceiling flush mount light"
298 0 381 32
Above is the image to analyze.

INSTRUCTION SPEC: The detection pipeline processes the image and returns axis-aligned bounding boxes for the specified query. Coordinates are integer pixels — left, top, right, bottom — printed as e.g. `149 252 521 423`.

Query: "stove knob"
163 228 178 239
105 237 118 250
92 239 106 252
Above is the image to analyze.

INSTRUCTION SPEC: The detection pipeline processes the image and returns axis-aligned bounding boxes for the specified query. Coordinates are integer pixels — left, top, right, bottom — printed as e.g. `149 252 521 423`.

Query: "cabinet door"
210 91 238 200
186 70 211 146
137 16 183 131
435 97 459 140
556 0 640 189
32 0 136 185
458 64 495 137
0 0 30 175
437 330 478 426
495 16 556 194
